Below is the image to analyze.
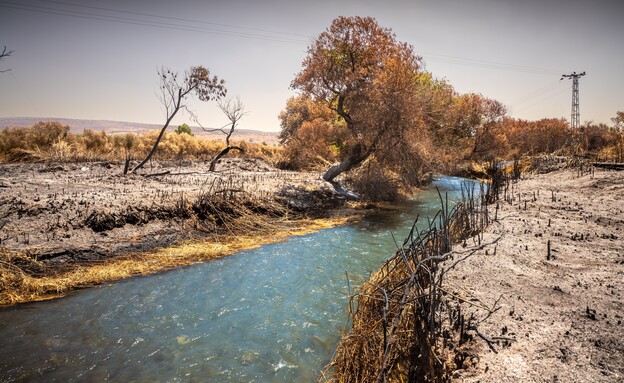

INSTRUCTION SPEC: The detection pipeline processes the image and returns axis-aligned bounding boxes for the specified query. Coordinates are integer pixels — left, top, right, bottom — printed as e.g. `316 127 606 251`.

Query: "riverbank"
449 168 624 381
0 159 357 305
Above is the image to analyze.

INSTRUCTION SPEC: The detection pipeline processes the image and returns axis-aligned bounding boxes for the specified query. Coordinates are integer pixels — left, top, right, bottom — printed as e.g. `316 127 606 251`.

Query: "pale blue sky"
1 0 622 132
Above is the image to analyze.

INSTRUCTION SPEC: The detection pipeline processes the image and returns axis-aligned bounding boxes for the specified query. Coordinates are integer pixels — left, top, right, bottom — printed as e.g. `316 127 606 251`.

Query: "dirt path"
449 168 624 382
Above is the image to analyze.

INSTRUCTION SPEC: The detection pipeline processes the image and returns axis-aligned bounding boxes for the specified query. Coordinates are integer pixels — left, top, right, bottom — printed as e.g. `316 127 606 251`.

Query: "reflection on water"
0 176 476 382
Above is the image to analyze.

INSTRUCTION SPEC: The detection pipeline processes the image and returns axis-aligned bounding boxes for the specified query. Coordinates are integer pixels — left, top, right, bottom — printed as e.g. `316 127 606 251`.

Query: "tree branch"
0 45 14 73
208 97 246 171
131 66 226 173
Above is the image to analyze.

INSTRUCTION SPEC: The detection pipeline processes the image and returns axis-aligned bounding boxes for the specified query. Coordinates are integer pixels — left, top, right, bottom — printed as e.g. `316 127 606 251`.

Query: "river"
0 176 475 382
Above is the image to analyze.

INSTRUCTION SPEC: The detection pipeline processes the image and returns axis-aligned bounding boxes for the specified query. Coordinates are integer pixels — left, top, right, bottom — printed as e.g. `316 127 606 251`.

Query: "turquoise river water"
0 176 476 382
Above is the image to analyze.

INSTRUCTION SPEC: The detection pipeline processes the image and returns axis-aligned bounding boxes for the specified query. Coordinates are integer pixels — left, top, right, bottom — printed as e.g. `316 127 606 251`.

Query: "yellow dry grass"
0 216 352 306
0 122 283 165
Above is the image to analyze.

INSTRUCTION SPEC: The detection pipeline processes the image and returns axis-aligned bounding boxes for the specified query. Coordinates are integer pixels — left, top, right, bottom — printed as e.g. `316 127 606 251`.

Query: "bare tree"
207 97 246 171
0 46 14 73
130 66 226 173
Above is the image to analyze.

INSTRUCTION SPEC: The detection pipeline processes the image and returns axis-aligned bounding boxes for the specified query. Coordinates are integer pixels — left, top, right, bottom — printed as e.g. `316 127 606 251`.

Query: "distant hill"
0 117 280 145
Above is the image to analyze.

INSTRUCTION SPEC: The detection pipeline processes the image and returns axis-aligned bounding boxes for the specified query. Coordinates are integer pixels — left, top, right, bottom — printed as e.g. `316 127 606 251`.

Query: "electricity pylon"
561 71 586 129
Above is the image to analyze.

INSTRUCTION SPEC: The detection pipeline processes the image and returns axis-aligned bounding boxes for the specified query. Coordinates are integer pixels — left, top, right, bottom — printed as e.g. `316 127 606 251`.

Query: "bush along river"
0 176 478 382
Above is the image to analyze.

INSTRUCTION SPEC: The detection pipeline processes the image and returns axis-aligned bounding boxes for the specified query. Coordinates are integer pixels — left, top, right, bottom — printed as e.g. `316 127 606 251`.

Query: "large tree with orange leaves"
292 16 424 184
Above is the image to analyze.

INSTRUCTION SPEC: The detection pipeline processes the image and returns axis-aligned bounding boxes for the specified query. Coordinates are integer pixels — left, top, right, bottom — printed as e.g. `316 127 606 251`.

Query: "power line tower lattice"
561 71 586 129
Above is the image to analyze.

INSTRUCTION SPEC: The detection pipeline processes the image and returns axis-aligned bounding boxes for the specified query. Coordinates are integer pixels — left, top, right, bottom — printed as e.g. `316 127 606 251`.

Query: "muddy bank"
449 168 623 382
0 158 353 305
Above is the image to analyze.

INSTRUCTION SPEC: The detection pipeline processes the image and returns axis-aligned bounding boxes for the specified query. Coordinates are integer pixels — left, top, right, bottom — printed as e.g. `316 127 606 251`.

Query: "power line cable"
0 1 309 45
512 83 568 114
3 0 567 77
36 0 313 39
511 80 566 107
422 51 562 75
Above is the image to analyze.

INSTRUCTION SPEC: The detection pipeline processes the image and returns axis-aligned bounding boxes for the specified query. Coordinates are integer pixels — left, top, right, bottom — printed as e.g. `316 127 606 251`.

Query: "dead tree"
0 46 14 73
130 66 226 173
207 97 246 172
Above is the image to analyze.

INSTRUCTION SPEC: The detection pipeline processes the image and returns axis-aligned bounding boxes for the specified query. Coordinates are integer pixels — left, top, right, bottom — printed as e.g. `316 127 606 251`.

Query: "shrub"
346 161 401 201
175 123 193 136
280 118 342 170
0 121 70 154
580 123 618 153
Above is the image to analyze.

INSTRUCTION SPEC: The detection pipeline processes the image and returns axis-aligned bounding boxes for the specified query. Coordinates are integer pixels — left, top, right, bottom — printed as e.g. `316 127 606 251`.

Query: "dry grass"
0 121 282 165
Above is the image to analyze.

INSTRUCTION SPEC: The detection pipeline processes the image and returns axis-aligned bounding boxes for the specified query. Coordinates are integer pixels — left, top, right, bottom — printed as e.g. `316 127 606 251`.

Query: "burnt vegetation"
0 15 622 382
0 162 344 305
323 182 500 382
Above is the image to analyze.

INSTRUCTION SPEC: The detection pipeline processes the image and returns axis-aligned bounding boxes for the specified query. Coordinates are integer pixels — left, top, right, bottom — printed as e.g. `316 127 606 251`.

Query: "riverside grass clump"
321 184 496 383
0 122 282 165
0 217 346 306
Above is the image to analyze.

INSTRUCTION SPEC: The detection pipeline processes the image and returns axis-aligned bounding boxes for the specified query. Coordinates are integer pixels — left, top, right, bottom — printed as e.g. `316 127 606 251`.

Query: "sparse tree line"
1 17 623 199
0 58 258 171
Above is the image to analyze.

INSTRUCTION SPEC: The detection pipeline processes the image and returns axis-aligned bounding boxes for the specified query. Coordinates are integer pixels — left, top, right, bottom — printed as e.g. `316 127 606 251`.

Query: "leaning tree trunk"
323 155 360 182
322 142 367 182
130 123 169 173
131 90 183 173
322 142 369 200
209 146 243 171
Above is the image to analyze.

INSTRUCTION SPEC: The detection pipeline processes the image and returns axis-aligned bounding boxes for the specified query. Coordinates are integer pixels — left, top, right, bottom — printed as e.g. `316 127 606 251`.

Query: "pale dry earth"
0 158 333 266
449 168 623 382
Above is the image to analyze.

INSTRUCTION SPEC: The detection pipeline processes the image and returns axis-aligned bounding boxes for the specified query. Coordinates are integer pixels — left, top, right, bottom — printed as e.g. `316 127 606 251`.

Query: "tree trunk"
123 157 130 175
323 157 357 182
326 179 360 200
131 89 183 173
322 142 367 182
209 146 243 171
131 116 176 173
321 143 370 200
322 157 362 200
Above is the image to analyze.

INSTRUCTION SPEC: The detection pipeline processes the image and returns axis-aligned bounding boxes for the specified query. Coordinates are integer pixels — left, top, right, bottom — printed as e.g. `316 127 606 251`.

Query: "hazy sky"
1 0 622 132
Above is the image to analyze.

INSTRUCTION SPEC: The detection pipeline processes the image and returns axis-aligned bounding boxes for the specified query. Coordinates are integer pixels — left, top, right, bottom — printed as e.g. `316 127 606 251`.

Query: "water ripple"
0 176 476 382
